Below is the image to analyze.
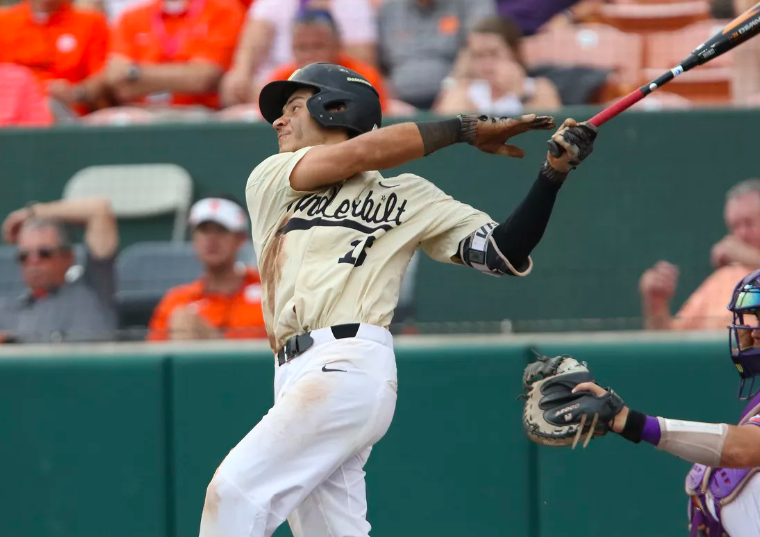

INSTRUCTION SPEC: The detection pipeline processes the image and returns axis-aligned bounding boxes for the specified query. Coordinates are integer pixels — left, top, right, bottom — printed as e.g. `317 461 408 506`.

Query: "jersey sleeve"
417 180 494 264
245 147 313 243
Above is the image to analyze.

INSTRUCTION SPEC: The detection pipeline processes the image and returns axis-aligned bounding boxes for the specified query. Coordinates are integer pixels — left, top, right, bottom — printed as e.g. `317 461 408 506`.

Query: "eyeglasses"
17 247 65 263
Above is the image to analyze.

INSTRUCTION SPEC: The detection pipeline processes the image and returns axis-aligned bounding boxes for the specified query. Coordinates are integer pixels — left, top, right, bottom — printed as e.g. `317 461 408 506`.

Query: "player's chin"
278 135 294 153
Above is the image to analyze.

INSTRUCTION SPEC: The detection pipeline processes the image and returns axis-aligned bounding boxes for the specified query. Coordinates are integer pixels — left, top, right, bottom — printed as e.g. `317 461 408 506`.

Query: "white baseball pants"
198 324 398 537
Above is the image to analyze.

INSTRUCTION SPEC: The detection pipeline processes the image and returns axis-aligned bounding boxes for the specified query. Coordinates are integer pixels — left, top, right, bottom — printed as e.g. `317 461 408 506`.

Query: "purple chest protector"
685 396 760 536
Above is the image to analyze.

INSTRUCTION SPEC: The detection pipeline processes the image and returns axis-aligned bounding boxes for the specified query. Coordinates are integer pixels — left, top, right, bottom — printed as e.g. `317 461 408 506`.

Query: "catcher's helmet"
258 62 382 138
728 268 760 399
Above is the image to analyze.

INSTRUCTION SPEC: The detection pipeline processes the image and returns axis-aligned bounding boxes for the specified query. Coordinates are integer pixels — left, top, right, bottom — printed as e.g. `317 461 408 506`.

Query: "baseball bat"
547 1 760 157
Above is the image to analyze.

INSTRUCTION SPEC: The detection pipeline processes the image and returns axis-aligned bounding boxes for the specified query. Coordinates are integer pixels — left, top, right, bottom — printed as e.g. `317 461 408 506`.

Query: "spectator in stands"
0 0 109 115
435 16 560 115
0 198 118 343
106 0 245 110
220 0 377 107
378 0 496 110
496 0 582 36
263 9 389 111
640 179 760 331
0 64 54 127
148 196 266 340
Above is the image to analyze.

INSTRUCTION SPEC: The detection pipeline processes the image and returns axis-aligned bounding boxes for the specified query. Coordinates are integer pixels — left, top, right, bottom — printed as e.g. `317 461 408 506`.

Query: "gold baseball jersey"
245 146 495 352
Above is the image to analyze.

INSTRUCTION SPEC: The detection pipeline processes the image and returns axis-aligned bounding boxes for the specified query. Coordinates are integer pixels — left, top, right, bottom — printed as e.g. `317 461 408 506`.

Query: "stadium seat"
600 1 711 33
81 107 155 126
522 24 644 88
644 20 732 102
63 164 193 242
0 244 87 301
115 241 256 328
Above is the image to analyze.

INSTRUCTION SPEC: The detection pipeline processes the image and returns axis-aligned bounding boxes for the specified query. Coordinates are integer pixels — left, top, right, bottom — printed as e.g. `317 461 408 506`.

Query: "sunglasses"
17 247 66 263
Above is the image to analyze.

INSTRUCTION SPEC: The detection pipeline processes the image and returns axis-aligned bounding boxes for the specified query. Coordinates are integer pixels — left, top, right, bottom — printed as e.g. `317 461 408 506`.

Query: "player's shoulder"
247 147 311 188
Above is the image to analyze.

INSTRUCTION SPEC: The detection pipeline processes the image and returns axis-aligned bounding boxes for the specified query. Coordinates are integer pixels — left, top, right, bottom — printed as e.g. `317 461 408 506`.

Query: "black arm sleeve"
490 164 564 268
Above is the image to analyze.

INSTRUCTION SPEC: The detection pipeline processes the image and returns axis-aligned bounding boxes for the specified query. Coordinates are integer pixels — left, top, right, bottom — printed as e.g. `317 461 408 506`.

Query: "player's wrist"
616 408 661 446
540 160 569 183
415 116 473 156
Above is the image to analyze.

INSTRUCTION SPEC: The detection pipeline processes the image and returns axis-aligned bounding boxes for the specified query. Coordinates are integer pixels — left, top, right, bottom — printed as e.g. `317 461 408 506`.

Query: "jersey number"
339 236 376 267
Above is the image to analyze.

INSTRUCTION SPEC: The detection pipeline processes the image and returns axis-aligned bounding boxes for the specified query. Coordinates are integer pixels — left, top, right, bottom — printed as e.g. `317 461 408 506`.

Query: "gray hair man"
0 197 119 343
640 178 760 330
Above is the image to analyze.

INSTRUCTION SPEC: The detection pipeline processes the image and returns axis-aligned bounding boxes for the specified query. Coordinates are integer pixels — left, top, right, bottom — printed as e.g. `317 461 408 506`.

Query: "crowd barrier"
0 331 742 537
1 108 756 327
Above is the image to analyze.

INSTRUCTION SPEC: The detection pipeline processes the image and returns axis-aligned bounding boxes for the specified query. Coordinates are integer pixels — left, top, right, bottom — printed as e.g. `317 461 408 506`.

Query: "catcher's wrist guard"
619 409 647 443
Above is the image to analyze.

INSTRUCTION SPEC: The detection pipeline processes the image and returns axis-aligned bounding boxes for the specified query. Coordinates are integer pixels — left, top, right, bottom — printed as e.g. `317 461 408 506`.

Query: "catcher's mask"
728 268 760 399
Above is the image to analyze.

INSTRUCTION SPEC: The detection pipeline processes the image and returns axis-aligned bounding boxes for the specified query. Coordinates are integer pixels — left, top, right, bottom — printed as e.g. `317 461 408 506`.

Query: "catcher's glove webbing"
521 355 625 449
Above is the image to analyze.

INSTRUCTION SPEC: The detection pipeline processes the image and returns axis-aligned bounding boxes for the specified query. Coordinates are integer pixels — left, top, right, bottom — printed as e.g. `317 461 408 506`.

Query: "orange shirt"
673 264 752 331
0 63 53 126
148 267 267 340
111 0 244 109
267 53 389 112
0 1 108 84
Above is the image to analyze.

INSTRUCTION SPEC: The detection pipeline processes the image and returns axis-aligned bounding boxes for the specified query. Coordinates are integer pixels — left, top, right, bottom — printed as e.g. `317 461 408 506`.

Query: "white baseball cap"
188 197 248 232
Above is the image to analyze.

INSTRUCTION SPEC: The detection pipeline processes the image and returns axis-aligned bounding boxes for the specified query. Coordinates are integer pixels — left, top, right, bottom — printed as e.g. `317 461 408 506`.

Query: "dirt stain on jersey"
260 215 290 352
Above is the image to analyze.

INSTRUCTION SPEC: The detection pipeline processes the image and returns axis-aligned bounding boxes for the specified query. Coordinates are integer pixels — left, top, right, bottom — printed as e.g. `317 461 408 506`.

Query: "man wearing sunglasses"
0 197 119 343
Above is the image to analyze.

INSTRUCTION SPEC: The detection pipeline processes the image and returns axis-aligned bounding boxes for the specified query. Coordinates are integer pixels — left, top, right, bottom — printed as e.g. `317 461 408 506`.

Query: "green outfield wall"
0 333 742 537
0 108 754 326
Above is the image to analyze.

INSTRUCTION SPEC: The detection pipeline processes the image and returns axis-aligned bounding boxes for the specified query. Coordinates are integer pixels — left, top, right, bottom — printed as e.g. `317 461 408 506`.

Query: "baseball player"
570 270 760 537
199 62 598 537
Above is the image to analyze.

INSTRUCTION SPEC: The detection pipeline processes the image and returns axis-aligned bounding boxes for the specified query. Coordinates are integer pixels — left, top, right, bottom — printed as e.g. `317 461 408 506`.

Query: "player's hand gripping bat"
548 2 760 157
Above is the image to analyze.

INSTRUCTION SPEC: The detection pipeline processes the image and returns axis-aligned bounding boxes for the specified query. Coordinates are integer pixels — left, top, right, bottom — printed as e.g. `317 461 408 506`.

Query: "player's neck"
204 263 243 295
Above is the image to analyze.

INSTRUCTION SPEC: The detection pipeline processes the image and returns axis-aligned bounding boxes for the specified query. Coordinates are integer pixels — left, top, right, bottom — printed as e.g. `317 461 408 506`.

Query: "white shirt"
249 0 377 83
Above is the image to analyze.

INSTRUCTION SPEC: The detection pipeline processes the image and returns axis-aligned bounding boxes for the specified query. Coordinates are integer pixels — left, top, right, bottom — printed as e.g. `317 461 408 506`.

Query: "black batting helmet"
258 62 382 138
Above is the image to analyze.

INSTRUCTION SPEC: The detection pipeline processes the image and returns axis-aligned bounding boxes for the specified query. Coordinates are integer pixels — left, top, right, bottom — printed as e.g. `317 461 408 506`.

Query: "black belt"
277 323 360 366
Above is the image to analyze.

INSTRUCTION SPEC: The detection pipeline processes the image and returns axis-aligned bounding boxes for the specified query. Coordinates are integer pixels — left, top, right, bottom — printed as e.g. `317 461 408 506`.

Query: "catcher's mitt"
521 354 624 449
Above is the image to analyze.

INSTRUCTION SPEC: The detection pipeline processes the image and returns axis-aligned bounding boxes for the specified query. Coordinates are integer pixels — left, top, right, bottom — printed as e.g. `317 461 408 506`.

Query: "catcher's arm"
574 382 760 468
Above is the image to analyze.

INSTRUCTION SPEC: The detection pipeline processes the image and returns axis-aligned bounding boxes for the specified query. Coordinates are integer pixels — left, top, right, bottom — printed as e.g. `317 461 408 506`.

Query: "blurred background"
1 0 759 536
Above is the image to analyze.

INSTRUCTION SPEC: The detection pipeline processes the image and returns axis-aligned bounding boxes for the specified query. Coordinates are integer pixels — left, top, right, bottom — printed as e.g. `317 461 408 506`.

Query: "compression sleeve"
490 162 565 267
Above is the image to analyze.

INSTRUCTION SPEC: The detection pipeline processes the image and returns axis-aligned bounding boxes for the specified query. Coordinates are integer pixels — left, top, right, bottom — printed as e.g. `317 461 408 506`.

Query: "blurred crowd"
1 0 756 127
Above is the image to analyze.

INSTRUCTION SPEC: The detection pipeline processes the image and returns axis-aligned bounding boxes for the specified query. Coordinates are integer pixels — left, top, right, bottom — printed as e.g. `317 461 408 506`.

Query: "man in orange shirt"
148 196 266 340
261 9 389 111
107 0 244 109
641 179 760 330
0 0 109 113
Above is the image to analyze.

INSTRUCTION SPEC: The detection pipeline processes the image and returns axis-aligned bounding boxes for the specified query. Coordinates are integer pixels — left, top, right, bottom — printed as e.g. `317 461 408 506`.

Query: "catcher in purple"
572 269 760 537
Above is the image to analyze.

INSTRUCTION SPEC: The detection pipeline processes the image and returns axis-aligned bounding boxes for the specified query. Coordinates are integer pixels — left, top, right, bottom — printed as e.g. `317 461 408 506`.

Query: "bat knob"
547 140 563 158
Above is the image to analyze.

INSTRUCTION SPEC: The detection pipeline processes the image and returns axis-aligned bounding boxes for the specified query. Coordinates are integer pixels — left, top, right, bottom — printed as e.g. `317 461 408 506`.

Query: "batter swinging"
198 62 598 537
